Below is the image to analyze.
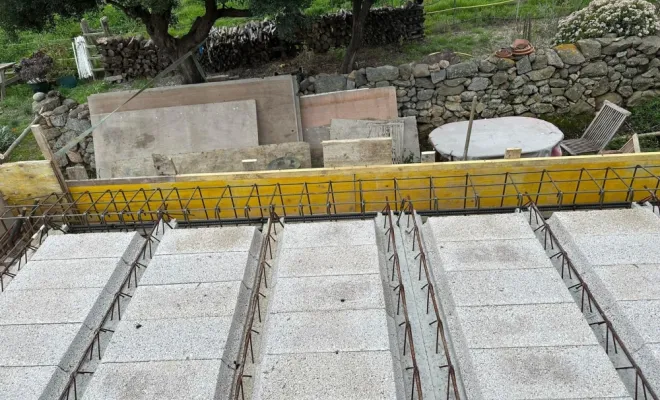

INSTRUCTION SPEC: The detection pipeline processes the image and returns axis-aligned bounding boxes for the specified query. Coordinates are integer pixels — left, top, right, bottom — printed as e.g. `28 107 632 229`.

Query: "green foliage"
0 126 13 153
628 96 660 133
0 0 99 36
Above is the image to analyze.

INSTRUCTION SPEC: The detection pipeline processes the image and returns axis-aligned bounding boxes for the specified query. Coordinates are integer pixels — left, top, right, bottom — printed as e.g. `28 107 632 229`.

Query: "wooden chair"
599 133 641 154
560 100 631 155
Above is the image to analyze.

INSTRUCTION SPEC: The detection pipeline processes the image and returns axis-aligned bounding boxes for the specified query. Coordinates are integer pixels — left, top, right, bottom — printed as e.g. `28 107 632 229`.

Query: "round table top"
429 116 564 160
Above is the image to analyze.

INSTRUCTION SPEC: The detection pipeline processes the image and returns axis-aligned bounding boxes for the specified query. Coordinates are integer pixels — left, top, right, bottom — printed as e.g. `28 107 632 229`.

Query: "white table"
429 117 564 160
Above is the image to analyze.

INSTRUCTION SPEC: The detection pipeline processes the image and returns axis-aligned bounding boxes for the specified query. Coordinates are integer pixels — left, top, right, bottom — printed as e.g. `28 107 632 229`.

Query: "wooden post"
80 19 91 35
421 151 436 163
30 124 70 198
100 16 111 36
504 147 522 159
462 96 478 161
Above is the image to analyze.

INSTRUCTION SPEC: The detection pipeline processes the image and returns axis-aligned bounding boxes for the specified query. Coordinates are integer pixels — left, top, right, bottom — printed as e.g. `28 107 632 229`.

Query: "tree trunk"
340 0 373 74
177 55 204 84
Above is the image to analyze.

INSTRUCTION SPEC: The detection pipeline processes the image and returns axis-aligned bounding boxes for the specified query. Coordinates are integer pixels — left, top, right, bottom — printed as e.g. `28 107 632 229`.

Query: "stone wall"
299 35 660 141
96 36 171 79
32 91 95 178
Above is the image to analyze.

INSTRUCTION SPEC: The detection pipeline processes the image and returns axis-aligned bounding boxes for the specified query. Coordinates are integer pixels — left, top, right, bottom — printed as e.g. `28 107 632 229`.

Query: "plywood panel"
0 161 62 202
92 101 258 179
299 88 398 167
323 138 393 168
88 75 302 145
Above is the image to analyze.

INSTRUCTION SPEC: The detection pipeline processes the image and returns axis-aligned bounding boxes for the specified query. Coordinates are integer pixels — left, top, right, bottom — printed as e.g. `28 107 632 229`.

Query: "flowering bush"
555 0 660 44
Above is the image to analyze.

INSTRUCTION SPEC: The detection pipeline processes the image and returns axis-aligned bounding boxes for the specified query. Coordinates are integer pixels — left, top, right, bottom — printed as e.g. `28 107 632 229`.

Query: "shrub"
15 51 53 83
0 126 14 153
554 0 660 44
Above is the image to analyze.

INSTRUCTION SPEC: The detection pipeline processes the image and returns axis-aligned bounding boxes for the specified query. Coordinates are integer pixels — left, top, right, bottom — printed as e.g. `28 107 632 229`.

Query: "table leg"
0 70 6 101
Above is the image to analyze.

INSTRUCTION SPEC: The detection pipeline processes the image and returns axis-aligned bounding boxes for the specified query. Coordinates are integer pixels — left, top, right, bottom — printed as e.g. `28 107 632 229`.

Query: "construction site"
1 68 660 400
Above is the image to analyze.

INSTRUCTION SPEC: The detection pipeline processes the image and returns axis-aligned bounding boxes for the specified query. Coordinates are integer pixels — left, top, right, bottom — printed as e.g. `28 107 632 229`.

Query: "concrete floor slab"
436 239 553 271
155 226 257 255
269 274 385 313
122 282 242 320
446 269 573 307
81 360 222 400
618 299 660 343
102 317 231 363
31 232 139 261
572 234 660 265
552 208 660 235
264 309 390 354
428 214 535 242
0 287 106 325
139 252 251 285
593 264 660 301
634 343 660 390
7 258 128 292
0 323 83 367
277 245 380 277
456 303 599 349
470 346 630 400
253 351 398 400
0 365 68 400
281 220 375 248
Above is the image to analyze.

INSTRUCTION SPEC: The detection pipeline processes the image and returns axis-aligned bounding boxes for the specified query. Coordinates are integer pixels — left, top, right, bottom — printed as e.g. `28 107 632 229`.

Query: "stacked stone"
298 35 660 139
96 36 170 78
32 91 95 178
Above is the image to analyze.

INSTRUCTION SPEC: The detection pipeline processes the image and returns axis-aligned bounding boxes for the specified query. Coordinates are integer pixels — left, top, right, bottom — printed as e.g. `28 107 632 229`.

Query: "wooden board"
0 161 62 202
322 138 393 168
88 75 302 145
91 100 259 179
299 88 398 166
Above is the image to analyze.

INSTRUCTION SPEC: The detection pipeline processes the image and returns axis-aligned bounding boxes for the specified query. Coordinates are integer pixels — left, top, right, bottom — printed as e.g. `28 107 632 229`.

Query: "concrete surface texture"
548 207 660 392
88 75 303 146
0 231 143 400
299 87 398 166
330 117 421 163
423 213 630 400
152 142 312 175
322 137 393 167
82 226 261 400
92 100 259 178
251 220 400 399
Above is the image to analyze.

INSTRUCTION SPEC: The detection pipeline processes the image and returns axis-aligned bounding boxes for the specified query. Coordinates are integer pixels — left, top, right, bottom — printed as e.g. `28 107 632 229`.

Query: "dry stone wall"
299 35 660 140
32 91 95 178
96 36 171 79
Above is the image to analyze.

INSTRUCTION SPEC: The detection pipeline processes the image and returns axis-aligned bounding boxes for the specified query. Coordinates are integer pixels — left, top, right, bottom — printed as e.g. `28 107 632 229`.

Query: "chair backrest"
582 100 631 151
619 133 641 153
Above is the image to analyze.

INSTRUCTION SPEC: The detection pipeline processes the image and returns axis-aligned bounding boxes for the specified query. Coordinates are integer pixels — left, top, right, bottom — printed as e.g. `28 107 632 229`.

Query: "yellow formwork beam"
65 153 660 221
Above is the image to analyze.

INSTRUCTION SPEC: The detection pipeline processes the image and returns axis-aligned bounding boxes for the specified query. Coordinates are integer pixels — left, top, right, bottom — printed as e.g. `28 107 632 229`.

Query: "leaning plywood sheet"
88 75 302 145
322 138 393 168
0 161 61 202
330 117 420 163
153 142 312 175
92 101 259 179
299 88 398 167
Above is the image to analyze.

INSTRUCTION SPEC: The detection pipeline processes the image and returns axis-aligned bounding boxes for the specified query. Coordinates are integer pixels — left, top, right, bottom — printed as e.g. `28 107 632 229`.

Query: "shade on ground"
251 220 400 400
424 213 631 400
549 207 660 393
0 232 143 400
82 226 261 400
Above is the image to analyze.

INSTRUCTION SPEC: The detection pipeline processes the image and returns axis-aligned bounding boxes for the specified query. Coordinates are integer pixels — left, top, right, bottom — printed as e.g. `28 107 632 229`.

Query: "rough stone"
529 103 555 114
32 96 60 113
565 83 586 102
602 38 634 55
430 70 446 84
571 99 594 115
596 92 623 108
531 54 548 70
580 61 608 77
497 58 516 70
398 64 412 80
64 117 91 133
617 85 634 98
434 84 465 97
366 65 399 82
552 96 569 108
62 98 78 109
314 75 347 93
446 62 478 79
417 89 434 101
445 78 468 87
460 91 478 102
633 76 655 91
49 113 68 128
467 77 490 91
479 60 497 73
492 71 509 86
527 66 556 81
549 79 569 88
555 44 586 65
516 56 532 74
66 151 84 164
546 49 565 68
577 39 602 59
415 77 435 89
638 36 660 55
32 92 46 102
412 63 430 78
628 90 660 107
591 77 610 97
52 105 69 115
